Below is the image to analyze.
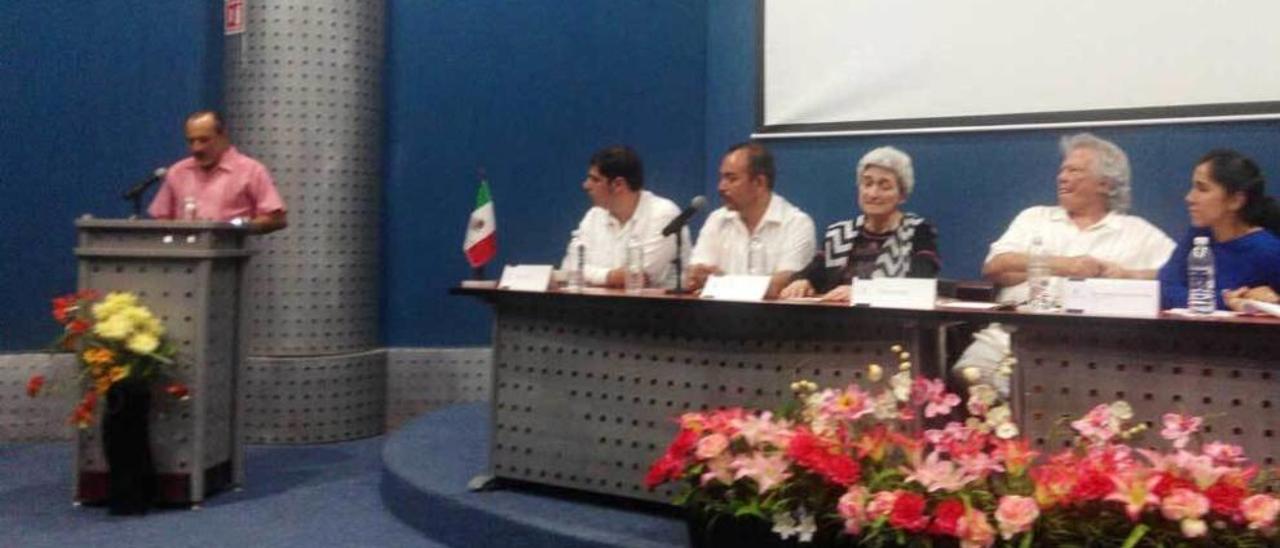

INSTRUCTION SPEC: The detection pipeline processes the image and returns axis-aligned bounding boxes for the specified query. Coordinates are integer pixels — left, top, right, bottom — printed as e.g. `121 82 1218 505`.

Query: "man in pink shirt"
148 111 287 234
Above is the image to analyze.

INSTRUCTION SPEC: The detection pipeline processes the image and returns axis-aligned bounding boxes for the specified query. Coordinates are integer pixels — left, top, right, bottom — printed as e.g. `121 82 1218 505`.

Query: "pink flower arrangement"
646 346 1280 546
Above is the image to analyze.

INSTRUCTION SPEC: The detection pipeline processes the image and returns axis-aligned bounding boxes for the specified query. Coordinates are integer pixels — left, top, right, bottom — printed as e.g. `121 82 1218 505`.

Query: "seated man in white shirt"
560 146 686 288
956 132 1176 392
687 142 817 298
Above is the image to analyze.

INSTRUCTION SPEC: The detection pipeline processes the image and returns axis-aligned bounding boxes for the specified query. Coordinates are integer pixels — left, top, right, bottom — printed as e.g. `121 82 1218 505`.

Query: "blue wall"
5 1 1280 351
705 1 1280 281
0 1 222 350
383 0 708 346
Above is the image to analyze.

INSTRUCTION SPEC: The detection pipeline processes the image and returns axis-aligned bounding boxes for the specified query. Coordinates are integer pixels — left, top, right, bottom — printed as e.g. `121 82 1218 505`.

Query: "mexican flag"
463 180 497 267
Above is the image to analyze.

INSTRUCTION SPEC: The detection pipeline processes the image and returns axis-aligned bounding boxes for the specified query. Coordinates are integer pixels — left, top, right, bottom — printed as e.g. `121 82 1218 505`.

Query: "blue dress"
1158 227 1280 309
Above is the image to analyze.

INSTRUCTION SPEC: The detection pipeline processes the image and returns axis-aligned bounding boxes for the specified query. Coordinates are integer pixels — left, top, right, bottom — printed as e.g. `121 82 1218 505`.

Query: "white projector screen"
760 0 1280 136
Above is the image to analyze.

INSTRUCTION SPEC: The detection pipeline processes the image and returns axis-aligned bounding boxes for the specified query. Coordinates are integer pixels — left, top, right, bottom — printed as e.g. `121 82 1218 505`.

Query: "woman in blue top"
1158 149 1280 311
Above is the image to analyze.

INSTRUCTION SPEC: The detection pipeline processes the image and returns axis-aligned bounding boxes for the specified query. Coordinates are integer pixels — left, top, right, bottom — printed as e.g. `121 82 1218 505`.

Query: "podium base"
76 460 233 506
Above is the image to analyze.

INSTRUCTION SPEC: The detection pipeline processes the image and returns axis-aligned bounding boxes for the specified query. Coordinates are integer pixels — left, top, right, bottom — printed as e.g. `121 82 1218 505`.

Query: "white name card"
498 265 553 292
701 275 770 302
1062 278 1159 318
851 278 938 310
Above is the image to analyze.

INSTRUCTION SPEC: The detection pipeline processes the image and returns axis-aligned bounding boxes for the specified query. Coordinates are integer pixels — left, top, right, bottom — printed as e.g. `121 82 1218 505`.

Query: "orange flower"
93 375 112 395
26 375 45 397
108 366 130 383
82 347 115 368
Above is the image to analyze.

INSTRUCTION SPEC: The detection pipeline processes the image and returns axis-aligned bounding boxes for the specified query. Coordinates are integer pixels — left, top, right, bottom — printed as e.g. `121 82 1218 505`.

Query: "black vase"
101 375 157 515
686 508 860 548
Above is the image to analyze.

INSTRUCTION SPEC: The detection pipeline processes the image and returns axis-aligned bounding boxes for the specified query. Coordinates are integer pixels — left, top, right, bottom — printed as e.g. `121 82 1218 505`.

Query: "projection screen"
759 0 1280 136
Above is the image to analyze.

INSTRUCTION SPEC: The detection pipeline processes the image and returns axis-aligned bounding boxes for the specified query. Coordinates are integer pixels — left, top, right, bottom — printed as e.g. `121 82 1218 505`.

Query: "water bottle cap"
1193 236 1210 245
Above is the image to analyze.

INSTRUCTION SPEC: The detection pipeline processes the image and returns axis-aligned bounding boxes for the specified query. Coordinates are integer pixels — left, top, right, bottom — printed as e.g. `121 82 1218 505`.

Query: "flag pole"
470 165 490 280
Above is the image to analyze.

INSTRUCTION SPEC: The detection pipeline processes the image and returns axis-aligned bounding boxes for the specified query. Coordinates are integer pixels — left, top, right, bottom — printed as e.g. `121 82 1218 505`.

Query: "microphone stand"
666 230 693 295
129 193 144 219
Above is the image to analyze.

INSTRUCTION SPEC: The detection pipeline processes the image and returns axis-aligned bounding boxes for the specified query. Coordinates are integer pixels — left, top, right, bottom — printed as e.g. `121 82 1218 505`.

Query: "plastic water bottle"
182 197 198 220
624 235 644 294
1026 235 1053 312
1187 236 1216 314
566 230 585 292
747 236 767 276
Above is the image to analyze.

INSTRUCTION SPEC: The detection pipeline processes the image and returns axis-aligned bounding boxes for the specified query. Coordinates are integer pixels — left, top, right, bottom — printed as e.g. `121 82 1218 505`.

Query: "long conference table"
453 286 1280 504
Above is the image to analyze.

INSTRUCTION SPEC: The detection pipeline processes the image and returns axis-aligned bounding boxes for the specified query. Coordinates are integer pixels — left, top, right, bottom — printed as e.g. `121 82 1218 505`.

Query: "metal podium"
73 218 251 506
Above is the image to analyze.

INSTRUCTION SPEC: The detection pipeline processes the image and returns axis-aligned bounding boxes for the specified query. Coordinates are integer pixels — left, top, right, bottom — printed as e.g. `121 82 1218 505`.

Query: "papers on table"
498 265 553 292
700 275 771 302
851 278 937 310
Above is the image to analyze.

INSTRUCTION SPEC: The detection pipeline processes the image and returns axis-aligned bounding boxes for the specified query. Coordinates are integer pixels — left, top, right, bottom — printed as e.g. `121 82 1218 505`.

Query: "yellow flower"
120 306 155 329
82 347 115 367
93 314 133 341
108 365 131 383
140 315 165 337
91 292 139 321
126 332 160 354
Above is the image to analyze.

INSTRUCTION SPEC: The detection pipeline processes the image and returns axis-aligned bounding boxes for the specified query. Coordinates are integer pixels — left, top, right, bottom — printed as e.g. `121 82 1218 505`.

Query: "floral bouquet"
27 290 190 428
644 346 1280 547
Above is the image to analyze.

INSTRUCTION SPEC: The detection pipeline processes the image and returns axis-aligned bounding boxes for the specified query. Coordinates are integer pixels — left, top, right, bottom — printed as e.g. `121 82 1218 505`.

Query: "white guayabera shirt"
986 205 1175 304
690 192 816 275
560 190 687 286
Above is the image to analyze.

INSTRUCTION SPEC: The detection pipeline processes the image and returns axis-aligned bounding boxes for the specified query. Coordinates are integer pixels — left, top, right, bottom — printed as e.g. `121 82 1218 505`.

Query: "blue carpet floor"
0 435 444 548
1 404 690 548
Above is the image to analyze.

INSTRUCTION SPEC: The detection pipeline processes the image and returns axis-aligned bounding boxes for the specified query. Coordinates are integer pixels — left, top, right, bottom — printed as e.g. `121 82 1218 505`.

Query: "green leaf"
1120 523 1149 548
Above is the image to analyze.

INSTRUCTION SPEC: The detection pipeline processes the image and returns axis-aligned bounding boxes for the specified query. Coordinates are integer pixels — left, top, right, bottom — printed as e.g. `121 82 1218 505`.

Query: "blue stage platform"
380 403 688 547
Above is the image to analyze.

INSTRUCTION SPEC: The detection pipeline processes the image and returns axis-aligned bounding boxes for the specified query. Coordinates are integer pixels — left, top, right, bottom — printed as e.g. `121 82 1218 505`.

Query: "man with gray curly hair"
981 132 1173 297
956 132 1174 393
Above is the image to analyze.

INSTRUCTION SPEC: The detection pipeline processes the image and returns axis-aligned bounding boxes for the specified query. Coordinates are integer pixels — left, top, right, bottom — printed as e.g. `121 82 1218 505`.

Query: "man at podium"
148 110 288 234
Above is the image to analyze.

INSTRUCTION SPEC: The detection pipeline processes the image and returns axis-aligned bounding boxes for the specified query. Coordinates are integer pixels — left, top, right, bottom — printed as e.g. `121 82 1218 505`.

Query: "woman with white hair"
780 146 940 301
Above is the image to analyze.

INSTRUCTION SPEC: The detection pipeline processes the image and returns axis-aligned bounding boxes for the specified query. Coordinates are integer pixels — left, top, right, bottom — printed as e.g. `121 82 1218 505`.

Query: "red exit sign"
225 0 245 35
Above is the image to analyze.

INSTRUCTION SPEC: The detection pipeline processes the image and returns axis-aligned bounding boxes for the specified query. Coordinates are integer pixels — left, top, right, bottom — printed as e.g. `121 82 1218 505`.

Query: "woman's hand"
1225 286 1280 312
820 285 852 302
779 279 814 299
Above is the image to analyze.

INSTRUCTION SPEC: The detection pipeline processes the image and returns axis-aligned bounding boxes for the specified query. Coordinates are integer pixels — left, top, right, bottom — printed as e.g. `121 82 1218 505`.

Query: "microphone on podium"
121 167 168 200
661 195 706 237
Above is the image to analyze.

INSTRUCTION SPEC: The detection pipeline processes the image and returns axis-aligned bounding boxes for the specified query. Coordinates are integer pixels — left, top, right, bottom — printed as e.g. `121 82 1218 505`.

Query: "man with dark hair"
560 146 686 288
688 142 816 297
148 110 287 234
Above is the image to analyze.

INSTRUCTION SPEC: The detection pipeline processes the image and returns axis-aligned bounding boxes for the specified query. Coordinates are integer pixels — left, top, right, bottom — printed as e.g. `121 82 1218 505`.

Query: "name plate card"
498 265 553 292
1062 278 1159 318
701 275 770 302
851 278 938 310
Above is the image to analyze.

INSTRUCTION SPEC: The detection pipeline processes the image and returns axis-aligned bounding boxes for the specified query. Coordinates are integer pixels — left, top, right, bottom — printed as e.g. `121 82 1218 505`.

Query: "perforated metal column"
225 1 385 442
242 350 386 443
1013 320 1280 467
385 348 492 430
225 0 383 356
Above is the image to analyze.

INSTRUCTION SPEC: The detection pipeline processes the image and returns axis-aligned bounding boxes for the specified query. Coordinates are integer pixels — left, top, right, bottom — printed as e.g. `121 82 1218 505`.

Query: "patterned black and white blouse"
792 212 941 293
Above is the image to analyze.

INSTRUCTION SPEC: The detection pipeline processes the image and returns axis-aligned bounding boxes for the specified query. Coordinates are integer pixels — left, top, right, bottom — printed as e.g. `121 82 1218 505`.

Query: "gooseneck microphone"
661 195 706 237
121 167 168 200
